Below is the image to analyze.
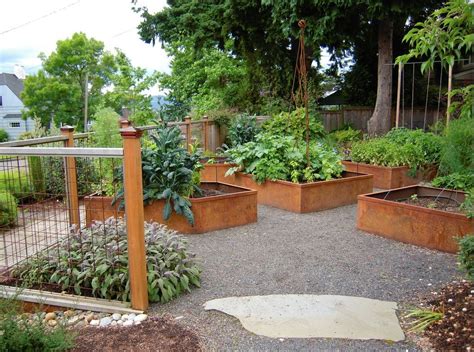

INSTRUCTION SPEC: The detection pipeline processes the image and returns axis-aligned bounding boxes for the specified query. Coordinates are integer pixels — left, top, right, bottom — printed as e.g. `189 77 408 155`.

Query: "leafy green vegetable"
457 234 474 280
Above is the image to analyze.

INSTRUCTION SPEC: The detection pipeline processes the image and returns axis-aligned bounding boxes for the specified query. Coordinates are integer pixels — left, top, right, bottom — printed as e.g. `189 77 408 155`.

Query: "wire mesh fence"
0 142 133 302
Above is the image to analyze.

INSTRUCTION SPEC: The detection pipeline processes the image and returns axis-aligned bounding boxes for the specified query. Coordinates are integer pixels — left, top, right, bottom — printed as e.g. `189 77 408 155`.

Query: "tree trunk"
368 19 393 136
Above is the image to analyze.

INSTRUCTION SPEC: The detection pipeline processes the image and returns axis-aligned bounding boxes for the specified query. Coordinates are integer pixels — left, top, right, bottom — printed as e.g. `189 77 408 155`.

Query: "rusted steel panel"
357 186 473 253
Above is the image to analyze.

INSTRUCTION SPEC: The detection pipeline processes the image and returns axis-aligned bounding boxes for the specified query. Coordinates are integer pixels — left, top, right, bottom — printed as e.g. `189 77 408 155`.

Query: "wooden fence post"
202 115 209 152
60 126 80 227
184 116 192 151
121 127 148 311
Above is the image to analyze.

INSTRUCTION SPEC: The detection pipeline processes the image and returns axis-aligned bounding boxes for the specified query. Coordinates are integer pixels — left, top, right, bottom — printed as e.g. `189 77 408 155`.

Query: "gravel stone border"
149 204 460 351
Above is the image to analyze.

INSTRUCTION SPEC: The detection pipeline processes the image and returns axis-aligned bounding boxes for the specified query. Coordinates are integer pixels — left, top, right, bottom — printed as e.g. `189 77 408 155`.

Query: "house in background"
0 72 35 140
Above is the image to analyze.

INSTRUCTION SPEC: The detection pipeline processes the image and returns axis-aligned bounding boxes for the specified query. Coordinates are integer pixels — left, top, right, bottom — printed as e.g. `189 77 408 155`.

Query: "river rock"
112 313 121 321
48 319 58 327
134 314 148 322
44 312 56 322
89 319 100 326
99 317 112 327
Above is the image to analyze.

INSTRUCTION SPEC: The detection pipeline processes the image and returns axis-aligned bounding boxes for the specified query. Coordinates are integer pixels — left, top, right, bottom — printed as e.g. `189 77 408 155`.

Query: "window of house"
0 96 3 106
9 122 21 128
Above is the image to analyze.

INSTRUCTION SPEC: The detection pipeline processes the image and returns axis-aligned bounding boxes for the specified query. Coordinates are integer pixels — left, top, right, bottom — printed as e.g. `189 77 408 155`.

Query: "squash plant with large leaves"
114 125 202 225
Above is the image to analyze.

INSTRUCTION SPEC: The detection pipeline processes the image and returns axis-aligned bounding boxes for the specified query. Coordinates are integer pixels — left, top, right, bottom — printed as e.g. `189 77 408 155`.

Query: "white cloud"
0 0 170 82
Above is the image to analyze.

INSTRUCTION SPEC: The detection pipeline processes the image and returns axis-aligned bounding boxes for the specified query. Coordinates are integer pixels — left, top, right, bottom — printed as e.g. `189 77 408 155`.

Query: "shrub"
438 116 474 176
27 157 46 196
0 170 32 201
0 298 74 351
262 108 326 142
114 125 202 225
457 235 474 280
0 129 9 142
328 127 362 159
227 132 343 184
12 217 201 303
0 192 18 226
228 114 260 147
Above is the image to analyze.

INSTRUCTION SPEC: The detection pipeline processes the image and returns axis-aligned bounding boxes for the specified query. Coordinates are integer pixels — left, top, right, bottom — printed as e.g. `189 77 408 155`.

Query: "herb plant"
12 217 201 303
114 125 202 225
457 234 474 280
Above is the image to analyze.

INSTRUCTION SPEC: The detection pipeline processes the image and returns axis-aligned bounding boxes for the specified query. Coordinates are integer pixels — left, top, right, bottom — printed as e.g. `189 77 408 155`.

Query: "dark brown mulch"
399 196 461 214
417 281 473 351
71 316 202 352
192 188 226 198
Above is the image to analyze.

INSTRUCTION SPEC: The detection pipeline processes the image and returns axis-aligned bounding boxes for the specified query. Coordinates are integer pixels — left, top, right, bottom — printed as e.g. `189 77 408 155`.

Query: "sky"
0 0 169 93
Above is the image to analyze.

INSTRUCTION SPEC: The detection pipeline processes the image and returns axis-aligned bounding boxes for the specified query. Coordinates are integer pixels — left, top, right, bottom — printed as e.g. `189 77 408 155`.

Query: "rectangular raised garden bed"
85 182 257 234
200 161 237 183
220 171 373 213
357 186 473 253
342 161 436 189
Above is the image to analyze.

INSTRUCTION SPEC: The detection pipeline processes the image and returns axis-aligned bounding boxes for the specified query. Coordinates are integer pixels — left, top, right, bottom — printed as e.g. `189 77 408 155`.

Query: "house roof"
3 114 22 119
319 90 346 106
0 73 24 100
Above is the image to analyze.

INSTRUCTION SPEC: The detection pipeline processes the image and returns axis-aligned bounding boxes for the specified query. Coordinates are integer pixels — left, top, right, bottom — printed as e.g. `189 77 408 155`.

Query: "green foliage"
0 298 74 352
457 234 474 280
0 170 32 201
397 0 473 72
12 217 201 303
262 108 326 142
227 132 342 184
328 127 362 159
351 128 442 171
228 114 260 147
432 173 474 191
0 192 18 226
27 157 46 196
405 308 444 332
449 84 473 121
438 116 474 176
114 126 202 225
0 129 9 142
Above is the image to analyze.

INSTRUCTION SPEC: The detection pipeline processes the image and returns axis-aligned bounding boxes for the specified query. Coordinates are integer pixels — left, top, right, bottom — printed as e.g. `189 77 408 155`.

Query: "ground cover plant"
0 297 74 352
114 125 202 225
12 217 201 303
350 128 442 174
226 131 342 184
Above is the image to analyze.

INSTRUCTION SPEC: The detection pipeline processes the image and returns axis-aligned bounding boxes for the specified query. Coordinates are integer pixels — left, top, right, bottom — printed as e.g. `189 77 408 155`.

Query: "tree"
104 49 158 126
135 0 443 131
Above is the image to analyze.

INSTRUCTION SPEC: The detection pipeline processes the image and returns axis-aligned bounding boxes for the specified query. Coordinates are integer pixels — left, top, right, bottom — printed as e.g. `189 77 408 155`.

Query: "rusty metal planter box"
200 162 236 183
342 161 436 189
85 182 257 234
221 171 373 213
357 186 473 253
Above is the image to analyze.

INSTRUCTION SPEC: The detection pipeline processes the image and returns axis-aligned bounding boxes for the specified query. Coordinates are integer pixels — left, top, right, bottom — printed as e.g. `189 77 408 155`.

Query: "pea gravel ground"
149 204 460 351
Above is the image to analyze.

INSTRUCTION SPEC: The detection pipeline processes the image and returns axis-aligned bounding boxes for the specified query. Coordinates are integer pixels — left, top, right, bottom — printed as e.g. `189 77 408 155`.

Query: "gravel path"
149 204 459 351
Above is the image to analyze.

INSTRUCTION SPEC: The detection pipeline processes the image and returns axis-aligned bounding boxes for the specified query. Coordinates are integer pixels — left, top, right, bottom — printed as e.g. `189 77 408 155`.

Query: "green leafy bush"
0 170 32 201
114 125 202 225
328 127 362 159
438 116 474 176
228 114 260 147
457 235 474 280
432 173 474 191
262 108 326 142
0 129 9 142
351 128 442 172
0 192 18 226
12 217 201 303
227 133 342 184
0 298 74 352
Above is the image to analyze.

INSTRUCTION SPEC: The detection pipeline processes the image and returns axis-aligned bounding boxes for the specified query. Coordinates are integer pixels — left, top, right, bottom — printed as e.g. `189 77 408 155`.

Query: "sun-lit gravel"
149 204 460 351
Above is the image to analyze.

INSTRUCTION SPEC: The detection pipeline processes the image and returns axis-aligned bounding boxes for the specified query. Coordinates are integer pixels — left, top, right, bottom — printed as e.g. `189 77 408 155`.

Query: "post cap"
60 125 75 133
120 127 143 139
120 119 132 128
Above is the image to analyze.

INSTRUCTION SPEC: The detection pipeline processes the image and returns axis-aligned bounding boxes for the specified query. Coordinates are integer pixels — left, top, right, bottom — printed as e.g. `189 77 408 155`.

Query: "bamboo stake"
446 64 453 126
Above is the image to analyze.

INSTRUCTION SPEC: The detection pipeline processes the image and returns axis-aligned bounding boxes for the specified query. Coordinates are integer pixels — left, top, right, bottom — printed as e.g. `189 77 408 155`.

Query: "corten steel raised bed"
200 162 237 183
220 171 373 213
84 182 257 234
342 161 436 189
357 186 473 253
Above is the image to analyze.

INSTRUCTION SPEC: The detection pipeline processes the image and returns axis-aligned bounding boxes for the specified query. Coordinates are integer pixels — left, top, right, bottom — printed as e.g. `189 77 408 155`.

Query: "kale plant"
228 114 260 146
12 217 201 303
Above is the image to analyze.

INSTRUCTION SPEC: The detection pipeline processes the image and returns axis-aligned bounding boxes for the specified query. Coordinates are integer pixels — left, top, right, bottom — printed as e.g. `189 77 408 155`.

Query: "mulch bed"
399 196 461 214
406 280 473 351
71 316 202 352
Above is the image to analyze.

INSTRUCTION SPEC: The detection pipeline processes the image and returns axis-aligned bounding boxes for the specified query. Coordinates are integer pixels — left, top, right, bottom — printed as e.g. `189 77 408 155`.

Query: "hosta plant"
12 217 201 303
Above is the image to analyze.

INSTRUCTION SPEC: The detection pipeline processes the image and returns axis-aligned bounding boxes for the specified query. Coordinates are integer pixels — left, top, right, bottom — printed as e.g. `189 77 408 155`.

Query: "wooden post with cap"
121 127 148 311
184 116 192 151
202 115 209 151
61 126 80 226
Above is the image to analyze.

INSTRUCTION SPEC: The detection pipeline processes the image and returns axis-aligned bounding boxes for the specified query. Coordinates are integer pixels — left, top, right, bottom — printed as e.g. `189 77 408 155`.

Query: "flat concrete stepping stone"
204 294 405 341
